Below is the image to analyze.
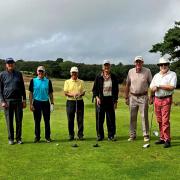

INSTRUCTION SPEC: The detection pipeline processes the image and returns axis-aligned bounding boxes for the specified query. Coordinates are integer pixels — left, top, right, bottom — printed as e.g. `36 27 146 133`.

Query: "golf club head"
93 143 100 147
142 143 150 148
72 143 78 147
153 131 159 137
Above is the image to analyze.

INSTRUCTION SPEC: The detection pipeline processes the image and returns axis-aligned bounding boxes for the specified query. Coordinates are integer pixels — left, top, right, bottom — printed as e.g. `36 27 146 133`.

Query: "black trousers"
96 96 116 139
66 100 84 138
4 100 23 141
33 100 50 140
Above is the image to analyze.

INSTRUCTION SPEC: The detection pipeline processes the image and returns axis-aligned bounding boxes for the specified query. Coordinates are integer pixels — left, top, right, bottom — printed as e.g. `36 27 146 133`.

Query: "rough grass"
0 78 180 180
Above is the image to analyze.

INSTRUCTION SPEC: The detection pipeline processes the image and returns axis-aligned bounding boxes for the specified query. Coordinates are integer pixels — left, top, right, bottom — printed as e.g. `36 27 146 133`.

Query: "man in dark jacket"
92 60 119 141
0 58 26 145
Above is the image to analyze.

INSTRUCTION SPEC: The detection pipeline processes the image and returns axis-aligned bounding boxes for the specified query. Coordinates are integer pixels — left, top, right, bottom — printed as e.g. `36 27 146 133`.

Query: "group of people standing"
125 56 177 148
0 56 177 148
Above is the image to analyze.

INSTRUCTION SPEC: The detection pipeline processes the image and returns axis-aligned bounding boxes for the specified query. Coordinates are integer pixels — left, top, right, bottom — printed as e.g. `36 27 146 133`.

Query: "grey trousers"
4 100 23 141
129 95 149 138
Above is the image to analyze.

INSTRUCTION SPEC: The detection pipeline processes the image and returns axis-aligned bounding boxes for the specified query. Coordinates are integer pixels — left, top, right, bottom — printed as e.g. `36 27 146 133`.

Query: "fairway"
0 79 180 180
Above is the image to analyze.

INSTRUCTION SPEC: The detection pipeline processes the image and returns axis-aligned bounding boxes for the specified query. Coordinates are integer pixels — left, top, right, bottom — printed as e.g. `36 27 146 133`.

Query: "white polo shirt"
150 70 177 97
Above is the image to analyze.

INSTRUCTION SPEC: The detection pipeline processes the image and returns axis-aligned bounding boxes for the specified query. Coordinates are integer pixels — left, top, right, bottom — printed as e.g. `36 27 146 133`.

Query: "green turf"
0 80 180 180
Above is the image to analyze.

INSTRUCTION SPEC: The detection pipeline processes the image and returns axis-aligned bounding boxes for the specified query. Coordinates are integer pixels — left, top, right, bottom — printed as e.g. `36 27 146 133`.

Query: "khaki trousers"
129 95 149 138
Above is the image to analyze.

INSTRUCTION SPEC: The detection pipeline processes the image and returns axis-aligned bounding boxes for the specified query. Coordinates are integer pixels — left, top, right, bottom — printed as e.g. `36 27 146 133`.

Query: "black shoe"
164 141 171 148
34 138 40 143
108 137 117 141
97 137 104 141
17 140 23 144
79 137 85 141
69 136 74 141
46 138 52 143
155 139 165 145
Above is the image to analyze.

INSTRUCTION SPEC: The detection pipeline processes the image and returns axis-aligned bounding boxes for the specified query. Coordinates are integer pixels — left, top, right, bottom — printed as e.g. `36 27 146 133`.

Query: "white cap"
157 57 170 65
70 66 78 73
134 56 144 62
103 59 111 65
37 66 45 72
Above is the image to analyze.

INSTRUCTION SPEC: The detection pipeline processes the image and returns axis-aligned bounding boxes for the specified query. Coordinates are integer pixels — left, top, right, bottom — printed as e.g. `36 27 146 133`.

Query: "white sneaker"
8 140 14 145
144 136 150 142
17 140 23 144
128 137 135 141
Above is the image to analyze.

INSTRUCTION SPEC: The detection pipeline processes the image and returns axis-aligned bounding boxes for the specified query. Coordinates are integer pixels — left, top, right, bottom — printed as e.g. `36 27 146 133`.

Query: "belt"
155 95 172 99
5 98 22 102
130 92 147 97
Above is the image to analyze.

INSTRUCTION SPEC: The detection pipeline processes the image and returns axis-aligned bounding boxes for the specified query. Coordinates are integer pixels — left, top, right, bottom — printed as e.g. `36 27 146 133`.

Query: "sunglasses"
135 60 143 63
38 70 44 73
159 63 169 67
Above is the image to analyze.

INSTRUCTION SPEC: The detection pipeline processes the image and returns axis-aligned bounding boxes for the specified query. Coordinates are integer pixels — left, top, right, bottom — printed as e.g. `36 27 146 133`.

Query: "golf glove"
50 104 54 112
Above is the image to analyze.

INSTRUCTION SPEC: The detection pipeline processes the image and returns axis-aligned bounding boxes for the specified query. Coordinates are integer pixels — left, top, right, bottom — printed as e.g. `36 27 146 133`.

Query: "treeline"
0 58 179 87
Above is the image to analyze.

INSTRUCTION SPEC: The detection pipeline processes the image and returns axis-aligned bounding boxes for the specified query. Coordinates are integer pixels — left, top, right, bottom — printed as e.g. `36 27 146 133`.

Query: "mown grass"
0 79 180 180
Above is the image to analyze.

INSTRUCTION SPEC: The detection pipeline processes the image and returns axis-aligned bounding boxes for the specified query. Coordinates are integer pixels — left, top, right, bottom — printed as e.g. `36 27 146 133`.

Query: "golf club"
143 104 154 148
72 97 78 148
93 102 100 147
93 104 100 147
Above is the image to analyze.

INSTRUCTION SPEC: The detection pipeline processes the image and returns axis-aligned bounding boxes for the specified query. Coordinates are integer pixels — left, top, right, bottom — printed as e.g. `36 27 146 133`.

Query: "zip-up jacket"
92 73 119 103
0 70 26 102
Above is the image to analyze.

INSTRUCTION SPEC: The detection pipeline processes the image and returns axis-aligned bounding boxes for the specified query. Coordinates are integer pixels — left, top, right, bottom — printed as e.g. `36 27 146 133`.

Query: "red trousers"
154 97 172 141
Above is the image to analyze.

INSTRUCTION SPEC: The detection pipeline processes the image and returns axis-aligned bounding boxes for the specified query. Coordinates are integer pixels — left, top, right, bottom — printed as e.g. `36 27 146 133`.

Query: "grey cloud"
0 0 180 64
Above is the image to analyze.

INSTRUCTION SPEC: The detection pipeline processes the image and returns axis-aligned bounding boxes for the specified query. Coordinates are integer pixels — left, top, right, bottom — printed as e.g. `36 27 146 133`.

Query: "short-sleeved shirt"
150 70 177 97
64 78 84 100
126 67 152 94
29 77 53 101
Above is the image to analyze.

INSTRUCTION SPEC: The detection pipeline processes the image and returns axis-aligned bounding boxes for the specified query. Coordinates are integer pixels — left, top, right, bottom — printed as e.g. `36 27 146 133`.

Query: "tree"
56 58 63 63
149 21 180 61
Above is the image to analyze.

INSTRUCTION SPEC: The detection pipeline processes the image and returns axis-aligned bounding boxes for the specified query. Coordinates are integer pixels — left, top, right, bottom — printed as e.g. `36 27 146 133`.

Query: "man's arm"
29 79 34 111
125 83 130 105
29 92 34 111
158 85 175 91
0 74 5 103
49 93 54 104
19 72 26 108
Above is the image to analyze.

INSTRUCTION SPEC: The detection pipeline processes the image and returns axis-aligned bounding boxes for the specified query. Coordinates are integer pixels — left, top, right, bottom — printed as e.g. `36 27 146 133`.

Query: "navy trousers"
96 96 116 139
66 100 84 138
33 100 51 140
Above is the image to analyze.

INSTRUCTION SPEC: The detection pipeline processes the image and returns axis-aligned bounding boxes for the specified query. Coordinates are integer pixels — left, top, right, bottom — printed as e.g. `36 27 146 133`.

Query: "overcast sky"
0 0 180 64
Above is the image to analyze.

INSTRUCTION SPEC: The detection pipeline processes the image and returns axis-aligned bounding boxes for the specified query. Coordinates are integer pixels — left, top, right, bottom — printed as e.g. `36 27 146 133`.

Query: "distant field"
0 77 179 180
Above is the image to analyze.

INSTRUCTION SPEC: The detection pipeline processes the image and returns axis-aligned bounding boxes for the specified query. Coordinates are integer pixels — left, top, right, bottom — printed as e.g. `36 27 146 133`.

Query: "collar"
70 78 79 82
159 70 170 76
37 76 46 80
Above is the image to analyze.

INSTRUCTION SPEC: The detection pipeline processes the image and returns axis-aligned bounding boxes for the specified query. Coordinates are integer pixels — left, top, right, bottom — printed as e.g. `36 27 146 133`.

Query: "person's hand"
125 98 129 106
1 102 8 108
125 98 129 105
114 102 117 109
73 93 80 99
50 104 54 112
96 97 101 106
149 96 154 105
152 86 159 92
30 104 35 111
22 101 26 109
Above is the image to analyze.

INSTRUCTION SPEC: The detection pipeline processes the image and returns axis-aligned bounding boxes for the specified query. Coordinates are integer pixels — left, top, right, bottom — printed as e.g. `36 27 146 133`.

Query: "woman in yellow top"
64 67 85 140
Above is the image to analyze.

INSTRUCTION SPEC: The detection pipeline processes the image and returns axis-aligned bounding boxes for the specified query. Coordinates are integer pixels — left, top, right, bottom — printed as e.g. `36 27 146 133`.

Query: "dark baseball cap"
5 57 15 64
